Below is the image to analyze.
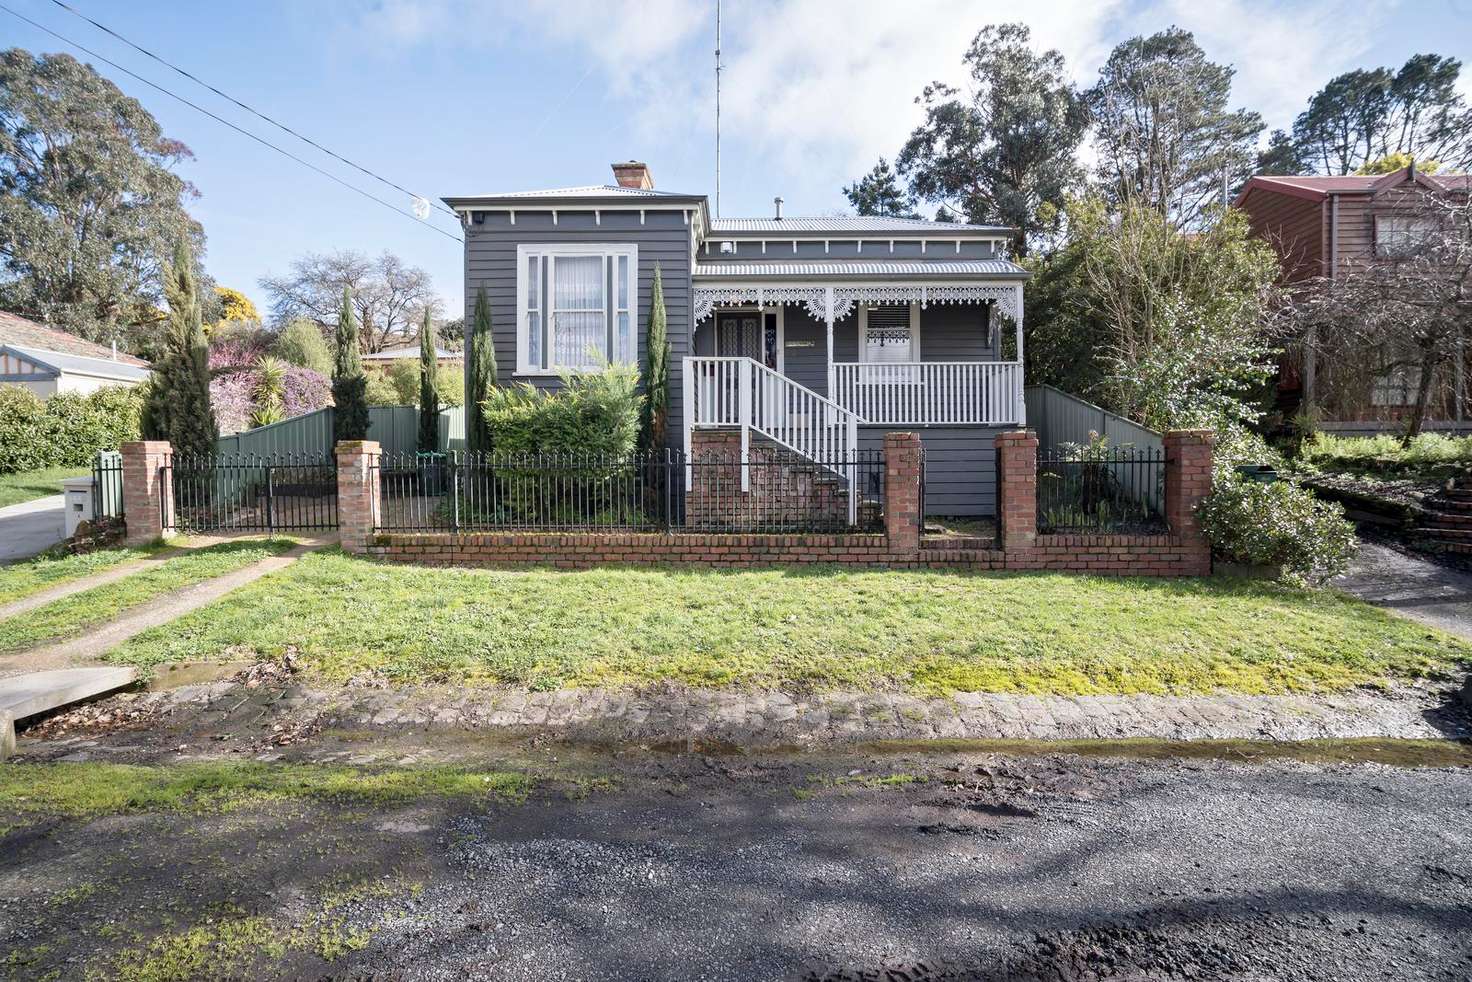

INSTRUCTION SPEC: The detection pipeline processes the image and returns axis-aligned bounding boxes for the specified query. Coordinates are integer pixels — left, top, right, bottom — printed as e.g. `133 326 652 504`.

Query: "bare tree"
259 249 441 352
1278 181 1472 441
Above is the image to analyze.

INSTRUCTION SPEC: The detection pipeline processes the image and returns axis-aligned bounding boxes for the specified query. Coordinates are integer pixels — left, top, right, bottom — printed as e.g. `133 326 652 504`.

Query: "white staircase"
683 357 862 523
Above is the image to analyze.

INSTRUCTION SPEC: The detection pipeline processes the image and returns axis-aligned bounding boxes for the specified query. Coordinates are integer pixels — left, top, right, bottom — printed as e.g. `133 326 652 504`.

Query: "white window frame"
515 243 638 376
857 302 921 384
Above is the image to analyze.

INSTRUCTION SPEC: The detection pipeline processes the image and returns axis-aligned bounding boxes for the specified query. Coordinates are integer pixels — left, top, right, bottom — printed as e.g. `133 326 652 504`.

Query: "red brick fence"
118 428 1212 575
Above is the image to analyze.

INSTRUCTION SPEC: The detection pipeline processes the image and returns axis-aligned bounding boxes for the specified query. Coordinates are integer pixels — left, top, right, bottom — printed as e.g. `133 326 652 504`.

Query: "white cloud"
350 0 1399 190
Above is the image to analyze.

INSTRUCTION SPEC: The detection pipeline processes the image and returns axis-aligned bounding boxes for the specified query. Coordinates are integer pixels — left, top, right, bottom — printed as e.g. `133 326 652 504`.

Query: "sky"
5 0 1472 321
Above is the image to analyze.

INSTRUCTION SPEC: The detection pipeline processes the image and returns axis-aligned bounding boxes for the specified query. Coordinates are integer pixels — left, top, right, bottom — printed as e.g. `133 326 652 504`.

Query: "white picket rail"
829 361 1024 426
683 357 861 521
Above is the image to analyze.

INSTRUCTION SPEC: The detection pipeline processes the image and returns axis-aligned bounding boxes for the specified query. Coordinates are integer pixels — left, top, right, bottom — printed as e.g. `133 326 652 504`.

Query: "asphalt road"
6 746 1471 981
0 493 65 563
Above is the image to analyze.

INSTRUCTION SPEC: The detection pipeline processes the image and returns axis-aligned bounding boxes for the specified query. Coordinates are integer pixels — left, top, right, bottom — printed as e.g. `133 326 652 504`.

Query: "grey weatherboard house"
442 162 1029 518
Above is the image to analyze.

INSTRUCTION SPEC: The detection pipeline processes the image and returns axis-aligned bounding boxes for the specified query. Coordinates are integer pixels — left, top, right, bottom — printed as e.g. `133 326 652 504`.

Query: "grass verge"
0 466 88 509
108 549 1472 696
0 761 530 819
0 539 294 651
0 542 163 606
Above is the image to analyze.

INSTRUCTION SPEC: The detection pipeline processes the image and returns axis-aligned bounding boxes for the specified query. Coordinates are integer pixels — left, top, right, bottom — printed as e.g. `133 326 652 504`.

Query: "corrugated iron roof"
444 185 702 203
0 310 148 366
693 259 1026 278
710 216 1010 234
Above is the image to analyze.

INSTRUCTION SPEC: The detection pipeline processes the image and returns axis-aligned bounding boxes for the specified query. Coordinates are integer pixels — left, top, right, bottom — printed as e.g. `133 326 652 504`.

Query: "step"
1430 497 1472 512
1423 514 1472 529
0 666 138 760
1417 528 1472 541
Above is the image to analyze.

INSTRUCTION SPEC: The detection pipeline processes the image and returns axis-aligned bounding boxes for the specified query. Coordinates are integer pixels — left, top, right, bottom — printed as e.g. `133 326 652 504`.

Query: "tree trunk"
1403 353 1439 446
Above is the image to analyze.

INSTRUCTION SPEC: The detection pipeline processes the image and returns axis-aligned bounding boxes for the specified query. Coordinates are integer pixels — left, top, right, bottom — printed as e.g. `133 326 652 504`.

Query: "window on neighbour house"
1375 216 1438 258
1371 366 1420 407
516 245 637 373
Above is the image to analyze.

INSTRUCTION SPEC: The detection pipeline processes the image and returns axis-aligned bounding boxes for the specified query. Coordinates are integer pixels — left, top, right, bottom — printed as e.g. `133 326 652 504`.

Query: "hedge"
0 385 144 474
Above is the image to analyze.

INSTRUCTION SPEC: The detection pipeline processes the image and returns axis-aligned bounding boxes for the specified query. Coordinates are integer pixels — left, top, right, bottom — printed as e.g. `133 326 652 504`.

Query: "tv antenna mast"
715 0 722 217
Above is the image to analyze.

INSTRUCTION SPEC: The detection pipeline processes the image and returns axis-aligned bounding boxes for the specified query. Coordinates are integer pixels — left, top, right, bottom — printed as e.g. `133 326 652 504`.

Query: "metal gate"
165 453 338 533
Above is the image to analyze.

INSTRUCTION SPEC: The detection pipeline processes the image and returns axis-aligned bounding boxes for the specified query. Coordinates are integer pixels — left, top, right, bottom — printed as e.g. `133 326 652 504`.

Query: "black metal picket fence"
1036 446 1166 534
165 452 338 533
373 449 886 534
91 450 125 521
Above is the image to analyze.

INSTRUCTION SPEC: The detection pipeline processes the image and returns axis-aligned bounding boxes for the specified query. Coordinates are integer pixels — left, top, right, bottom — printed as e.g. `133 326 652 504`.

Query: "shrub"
483 364 642 457
273 318 333 375
1298 431 1472 477
364 370 399 407
1196 475 1357 586
0 385 143 474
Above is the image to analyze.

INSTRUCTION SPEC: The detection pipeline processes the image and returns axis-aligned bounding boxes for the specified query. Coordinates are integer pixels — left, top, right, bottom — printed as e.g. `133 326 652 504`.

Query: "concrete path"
0 666 137 759
1334 540 1472 641
0 538 326 679
0 494 65 564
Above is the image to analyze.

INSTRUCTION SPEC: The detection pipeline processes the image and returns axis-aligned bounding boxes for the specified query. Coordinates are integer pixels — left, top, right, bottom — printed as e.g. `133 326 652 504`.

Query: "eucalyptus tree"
850 23 1085 257
1292 54 1472 174
1085 28 1264 227
0 48 203 349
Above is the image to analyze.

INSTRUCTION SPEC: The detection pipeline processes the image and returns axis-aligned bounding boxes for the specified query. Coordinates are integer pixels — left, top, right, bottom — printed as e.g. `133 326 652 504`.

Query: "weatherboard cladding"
462 208 693 448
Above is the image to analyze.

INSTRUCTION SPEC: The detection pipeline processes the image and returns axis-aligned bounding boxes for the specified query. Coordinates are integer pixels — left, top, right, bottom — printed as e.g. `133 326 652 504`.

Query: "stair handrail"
683 356 863 524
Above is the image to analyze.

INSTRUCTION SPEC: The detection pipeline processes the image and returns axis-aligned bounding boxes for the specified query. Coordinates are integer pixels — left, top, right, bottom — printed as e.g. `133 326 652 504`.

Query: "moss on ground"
107 550 1472 697
0 761 531 819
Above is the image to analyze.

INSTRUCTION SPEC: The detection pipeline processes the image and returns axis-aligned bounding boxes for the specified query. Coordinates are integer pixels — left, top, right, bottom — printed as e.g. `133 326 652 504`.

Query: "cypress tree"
417 308 440 453
466 286 496 454
142 238 217 459
332 285 369 442
638 264 670 452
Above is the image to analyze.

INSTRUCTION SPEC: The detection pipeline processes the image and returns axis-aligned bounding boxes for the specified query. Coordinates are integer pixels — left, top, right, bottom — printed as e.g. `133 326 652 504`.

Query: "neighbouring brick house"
1234 164 1472 431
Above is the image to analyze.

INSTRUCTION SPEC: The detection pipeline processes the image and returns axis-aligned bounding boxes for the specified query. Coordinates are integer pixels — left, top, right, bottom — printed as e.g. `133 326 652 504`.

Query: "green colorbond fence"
214 405 457 459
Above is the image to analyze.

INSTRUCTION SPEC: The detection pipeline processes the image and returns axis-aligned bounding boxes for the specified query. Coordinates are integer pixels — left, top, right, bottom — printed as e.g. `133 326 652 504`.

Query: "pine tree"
466 286 497 454
417 308 440 453
332 285 369 442
141 238 217 459
638 264 670 452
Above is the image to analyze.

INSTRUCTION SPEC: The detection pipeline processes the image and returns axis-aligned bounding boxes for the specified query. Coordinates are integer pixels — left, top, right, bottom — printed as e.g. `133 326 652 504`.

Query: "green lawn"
0 466 89 509
0 539 295 651
107 550 1472 696
0 543 165 606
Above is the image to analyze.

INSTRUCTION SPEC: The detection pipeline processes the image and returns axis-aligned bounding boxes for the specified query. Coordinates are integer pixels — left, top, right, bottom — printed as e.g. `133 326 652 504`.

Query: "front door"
716 310 779 370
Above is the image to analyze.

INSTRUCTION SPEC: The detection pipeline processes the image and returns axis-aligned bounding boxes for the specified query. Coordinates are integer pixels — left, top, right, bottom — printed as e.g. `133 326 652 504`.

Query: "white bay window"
516 244 637 374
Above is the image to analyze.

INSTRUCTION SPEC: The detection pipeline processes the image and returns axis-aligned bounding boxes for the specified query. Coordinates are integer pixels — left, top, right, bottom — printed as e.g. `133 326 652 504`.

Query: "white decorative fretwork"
693 286 827 322
693 282 1022 324
834 284 1020 323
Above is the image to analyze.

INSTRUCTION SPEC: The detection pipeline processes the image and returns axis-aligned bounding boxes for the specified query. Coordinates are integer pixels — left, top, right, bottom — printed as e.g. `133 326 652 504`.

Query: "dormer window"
516 244 637 374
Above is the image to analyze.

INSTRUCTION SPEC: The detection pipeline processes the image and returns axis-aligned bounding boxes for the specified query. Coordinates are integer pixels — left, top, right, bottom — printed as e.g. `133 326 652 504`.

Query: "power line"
0 2 463 244
47 0 461 221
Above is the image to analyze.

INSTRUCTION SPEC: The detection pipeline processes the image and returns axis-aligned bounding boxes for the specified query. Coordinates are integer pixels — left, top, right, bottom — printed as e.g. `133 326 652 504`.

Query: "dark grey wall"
859 426 1003 517
699 238 1002 262
463 209 693 447
693 302 997 399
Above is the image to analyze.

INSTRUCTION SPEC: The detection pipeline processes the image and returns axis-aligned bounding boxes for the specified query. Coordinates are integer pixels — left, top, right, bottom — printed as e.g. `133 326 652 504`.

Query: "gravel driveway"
1335 539 1472 641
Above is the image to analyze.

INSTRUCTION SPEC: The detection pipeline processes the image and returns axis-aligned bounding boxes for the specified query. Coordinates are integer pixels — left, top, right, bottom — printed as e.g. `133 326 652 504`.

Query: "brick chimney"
612 161 654 190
